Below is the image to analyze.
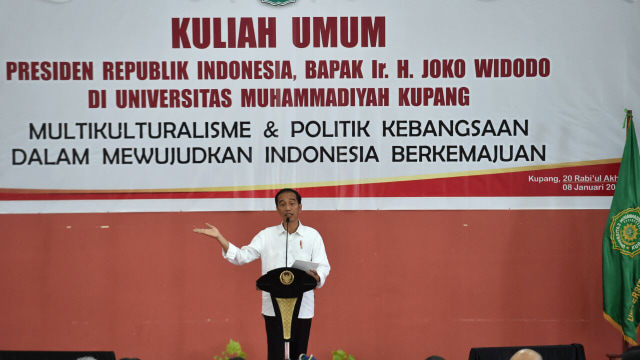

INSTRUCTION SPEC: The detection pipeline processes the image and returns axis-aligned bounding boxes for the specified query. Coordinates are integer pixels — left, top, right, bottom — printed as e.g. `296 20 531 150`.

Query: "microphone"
285 217 290 268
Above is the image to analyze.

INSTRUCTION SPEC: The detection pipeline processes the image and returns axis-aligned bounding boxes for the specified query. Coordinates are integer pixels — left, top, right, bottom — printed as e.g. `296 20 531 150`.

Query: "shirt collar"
279 220 305 236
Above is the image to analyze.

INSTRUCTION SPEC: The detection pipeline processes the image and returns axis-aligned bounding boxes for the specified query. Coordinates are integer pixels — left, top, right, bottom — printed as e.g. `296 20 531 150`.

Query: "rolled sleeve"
223 242 238 260
311 235 330 288
223 237 261 266
316 264 330 288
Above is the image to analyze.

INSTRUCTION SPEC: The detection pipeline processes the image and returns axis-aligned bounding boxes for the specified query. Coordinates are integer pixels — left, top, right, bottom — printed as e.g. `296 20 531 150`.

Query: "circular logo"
610 208 640 257
280 270 294 285
262 0 296 6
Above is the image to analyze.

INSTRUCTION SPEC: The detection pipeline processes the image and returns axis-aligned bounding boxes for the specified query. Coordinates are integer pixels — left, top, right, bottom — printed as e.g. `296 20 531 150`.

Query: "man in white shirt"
194 188 331 360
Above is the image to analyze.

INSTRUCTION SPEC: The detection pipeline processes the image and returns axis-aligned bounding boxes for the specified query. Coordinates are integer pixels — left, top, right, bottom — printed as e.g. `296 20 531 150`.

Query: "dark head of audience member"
425 356 445 360
623 346 640 360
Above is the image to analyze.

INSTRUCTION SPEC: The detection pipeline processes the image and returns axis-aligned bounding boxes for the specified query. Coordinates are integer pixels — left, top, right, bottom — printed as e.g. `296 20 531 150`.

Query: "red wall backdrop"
0 210 622 359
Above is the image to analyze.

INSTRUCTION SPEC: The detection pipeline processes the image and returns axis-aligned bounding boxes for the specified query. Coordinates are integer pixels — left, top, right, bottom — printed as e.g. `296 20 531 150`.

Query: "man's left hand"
307 269 320 283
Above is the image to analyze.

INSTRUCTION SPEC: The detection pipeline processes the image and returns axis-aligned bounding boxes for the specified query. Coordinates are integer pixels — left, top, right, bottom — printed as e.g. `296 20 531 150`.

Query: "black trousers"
263 315 312 360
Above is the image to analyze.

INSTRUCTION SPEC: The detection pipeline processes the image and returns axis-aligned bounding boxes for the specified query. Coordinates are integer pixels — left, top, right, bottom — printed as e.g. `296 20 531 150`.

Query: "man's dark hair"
274 188 302 205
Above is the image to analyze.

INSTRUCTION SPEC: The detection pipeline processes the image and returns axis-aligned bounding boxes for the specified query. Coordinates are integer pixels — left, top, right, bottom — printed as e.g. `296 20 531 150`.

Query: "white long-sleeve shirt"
223 221 330 318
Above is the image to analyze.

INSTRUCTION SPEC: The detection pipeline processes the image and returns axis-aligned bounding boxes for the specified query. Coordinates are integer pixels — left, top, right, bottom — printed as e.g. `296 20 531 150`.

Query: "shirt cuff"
223 242 238 260
316 271 326 288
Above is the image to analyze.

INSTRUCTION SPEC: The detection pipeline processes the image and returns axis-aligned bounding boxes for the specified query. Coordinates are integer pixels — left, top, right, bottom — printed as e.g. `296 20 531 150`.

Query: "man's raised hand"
193 223 230 252
193 223 221 239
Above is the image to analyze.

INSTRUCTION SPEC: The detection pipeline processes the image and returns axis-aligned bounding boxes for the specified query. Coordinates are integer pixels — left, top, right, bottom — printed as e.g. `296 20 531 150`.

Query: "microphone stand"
285 217 289 268
284 216 290 360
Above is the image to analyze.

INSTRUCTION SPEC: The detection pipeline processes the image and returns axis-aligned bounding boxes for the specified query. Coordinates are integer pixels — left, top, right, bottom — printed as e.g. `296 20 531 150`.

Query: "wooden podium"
257 267 317 360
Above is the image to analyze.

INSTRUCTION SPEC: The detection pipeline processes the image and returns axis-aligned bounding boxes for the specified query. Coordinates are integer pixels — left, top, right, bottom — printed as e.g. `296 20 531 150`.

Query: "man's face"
276 191 302 224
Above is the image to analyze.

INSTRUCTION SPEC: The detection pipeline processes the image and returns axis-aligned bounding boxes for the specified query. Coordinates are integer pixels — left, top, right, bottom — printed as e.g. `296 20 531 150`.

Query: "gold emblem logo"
280 270 294 285
611 208 640 257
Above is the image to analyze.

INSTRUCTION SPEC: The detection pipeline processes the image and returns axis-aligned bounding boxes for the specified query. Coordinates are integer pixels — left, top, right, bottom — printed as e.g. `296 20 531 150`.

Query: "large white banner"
1 0 639 212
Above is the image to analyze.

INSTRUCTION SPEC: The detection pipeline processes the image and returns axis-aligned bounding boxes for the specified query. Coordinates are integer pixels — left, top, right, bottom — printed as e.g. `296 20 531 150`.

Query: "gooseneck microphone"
285 217 290 268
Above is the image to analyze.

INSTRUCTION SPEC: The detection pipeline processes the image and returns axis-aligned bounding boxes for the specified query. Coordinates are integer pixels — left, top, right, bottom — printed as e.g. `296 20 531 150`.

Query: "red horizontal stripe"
0 162 620 201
